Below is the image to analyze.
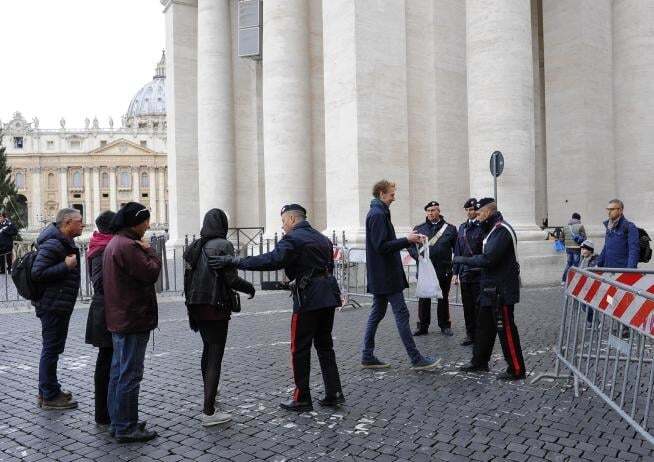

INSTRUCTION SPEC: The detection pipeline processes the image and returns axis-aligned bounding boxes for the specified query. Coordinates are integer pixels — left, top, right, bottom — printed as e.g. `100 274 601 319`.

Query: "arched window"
47 173 55 190
14 172 25 189
140 172 149 188
119 171 130 188
101 172 109 188
72 171 82 188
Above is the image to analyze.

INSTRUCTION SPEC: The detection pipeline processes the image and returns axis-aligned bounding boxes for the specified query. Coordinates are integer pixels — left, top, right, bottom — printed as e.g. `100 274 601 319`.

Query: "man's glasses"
606 207 621 211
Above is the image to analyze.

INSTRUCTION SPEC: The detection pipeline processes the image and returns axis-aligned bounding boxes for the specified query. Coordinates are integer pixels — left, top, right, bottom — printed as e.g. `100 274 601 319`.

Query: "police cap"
477 197 495 209
463 198 478 210
424 201 440 211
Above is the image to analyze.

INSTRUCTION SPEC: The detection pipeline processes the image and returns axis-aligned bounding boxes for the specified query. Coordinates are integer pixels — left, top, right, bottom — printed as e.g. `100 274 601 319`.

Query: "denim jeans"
108 332 150 436
38 310 72 400
362 292 422 364
562 249 581 282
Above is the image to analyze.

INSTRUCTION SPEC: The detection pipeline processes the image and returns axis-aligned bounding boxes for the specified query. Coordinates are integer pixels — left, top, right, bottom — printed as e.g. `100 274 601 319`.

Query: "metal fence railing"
531 267 654 445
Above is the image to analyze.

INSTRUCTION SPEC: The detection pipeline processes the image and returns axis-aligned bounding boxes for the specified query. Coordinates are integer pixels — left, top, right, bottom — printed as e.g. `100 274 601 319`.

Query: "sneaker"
201 412 232 427
279 399 313 413
361 357 391 369
441 327 454 337
459 362 489 372
460 336 474 346
41 392 78 410
115 428 158 443
410 356 441 371
317 392 345 408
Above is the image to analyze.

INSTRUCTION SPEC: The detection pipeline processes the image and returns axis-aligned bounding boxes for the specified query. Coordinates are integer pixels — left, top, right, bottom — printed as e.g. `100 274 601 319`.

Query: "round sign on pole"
490 150 504 177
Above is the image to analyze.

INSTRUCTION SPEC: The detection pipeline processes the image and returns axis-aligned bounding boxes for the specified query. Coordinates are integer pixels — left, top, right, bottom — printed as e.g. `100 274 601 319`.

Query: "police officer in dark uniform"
208 204 344 411
453 198 526 381
452 198 484 346
408 201 457 336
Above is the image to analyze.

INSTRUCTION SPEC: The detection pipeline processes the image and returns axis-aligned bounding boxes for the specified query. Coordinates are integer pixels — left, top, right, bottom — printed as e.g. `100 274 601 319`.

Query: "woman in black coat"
183 209 255 427
84 211 115 425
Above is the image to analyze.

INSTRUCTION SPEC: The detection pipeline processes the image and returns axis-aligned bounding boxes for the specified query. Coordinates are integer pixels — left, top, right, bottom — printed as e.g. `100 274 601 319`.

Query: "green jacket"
563 222 586 249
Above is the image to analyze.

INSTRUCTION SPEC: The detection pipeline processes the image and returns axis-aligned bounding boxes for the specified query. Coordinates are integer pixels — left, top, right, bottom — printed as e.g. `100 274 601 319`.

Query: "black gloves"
208 255 241 269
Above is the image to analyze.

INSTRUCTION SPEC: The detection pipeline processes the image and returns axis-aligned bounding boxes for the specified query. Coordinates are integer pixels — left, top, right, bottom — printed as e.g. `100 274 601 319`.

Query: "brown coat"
103 230 162 334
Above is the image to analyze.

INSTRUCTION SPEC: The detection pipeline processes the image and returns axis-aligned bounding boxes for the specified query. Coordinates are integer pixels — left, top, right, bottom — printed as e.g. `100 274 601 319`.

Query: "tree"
0 126 26 234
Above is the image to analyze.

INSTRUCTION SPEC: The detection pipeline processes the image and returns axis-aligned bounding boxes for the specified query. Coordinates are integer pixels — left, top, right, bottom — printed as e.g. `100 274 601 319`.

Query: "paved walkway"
1 288 652 461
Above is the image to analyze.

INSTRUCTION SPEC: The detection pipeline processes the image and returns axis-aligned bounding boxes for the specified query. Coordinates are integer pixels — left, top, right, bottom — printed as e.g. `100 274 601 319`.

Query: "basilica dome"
124 51 167 129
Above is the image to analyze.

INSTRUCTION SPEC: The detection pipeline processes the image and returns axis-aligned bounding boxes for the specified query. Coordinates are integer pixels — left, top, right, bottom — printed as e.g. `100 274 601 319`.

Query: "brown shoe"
41 392 78 410
37 390 73 408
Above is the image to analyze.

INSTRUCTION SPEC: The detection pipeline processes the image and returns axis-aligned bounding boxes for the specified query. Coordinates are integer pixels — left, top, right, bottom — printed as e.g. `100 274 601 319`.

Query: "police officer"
408 201 457 336
452 198 484 346
208 204 344 411
453 198 526 381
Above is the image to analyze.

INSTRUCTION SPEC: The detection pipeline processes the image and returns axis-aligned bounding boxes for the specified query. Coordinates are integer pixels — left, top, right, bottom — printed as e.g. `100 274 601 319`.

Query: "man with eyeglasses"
597 199 639 269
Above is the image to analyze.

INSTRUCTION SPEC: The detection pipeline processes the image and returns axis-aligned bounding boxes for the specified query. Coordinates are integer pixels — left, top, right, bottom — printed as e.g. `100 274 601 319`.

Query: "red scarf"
87 231 113 260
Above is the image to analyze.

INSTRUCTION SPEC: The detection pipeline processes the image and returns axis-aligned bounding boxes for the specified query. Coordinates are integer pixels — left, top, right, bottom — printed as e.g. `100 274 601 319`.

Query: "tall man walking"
408 201 457 336
361 180 439 370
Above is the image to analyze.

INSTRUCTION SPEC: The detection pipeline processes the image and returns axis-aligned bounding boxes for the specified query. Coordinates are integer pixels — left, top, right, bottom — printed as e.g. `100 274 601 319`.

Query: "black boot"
413 322 428 336
279 399 313 413
318 392 345 408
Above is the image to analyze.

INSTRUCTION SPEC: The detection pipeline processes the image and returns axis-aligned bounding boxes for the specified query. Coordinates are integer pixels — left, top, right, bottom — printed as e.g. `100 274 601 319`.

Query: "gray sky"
0 0 165 129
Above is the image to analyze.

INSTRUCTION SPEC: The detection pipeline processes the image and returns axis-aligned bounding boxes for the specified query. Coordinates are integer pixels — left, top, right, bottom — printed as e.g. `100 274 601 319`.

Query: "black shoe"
115 428 158 443
459 362 489 372
109 421 146 438
413 329 428 336
318 392 345 407
361 357 391 369
460 336 474 346
279 399 313 413
441 327 454 337
497 371 526 381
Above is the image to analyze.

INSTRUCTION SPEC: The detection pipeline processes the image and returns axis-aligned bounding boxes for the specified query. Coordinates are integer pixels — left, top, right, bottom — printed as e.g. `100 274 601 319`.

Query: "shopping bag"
415 243 443 299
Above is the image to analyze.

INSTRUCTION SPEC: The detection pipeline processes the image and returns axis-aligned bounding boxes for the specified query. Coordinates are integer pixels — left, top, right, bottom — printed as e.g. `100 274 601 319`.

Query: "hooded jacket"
31 223 80 315
183 209 254 311
85 231 113 347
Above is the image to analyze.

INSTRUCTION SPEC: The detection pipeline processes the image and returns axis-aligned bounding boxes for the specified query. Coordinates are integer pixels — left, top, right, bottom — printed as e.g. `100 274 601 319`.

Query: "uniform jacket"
237 220 340 313
453 212 520 306
408 219 457 275
31 223 80 316
365 199 410 295
103 229 162 334
0 219 18 253
453 219 485 282
597 215 639 269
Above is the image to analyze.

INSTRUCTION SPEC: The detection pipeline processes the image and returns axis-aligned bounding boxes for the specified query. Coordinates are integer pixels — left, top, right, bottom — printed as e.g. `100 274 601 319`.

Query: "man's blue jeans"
38 310 72 400
108 332 150 436
362 292 422 364
562 249 581 282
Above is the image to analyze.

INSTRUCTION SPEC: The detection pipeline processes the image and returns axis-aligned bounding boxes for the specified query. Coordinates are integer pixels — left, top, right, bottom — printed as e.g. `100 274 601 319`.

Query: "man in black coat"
408 201 457 336
32 208 85 409
452 198 484 346
210 204 345 413
453 198 526 381
0 212 18 273
361 180 439 371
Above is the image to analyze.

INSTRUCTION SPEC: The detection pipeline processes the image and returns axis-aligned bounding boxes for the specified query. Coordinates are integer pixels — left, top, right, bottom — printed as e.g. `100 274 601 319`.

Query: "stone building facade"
1 54 169 233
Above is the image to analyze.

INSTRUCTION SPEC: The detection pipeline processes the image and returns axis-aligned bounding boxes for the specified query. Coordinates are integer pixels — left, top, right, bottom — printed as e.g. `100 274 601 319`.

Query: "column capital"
161 0 197 13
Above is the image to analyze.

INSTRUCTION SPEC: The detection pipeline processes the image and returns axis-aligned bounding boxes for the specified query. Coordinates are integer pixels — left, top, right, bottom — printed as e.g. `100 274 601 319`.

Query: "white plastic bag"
414 243 443 299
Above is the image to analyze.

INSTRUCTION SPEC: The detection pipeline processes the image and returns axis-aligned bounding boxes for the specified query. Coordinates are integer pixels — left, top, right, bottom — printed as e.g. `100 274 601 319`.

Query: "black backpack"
638 228 652 263
11 249 44 301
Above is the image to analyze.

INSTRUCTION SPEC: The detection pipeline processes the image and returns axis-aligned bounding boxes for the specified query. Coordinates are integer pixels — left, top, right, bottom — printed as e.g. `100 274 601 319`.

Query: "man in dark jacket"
408 201 457 336
32 208 84 410
104 203 161 443
210 204 344 413
0 212 18 273
597 199 640 269
453 198 526 381
452 198 484 346
361 180 439 371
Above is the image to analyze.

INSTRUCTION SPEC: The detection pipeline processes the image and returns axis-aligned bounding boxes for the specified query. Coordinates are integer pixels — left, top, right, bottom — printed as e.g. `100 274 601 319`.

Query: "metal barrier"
532 266 654 445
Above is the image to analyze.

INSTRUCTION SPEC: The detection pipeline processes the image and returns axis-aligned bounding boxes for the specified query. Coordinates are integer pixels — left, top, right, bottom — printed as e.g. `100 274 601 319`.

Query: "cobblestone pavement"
1 287 653 462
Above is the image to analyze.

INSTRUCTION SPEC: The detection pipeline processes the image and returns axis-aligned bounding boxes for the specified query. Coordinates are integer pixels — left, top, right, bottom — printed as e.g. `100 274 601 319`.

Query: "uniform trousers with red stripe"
472 304 525 376
290 307 343 402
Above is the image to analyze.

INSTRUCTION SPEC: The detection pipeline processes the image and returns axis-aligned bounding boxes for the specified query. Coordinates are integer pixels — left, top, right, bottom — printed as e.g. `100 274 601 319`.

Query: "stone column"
149 167 158 226
197 0 235 218
58 168 68 209
108 167 117 212
30 168 42 230
157 168 166 225
132 168 141 202
466 0 536 229
83 167 93 224
613 0 654 230
262 0 313 235
323 0 411 241
92 168 101 220
163 0 199 246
